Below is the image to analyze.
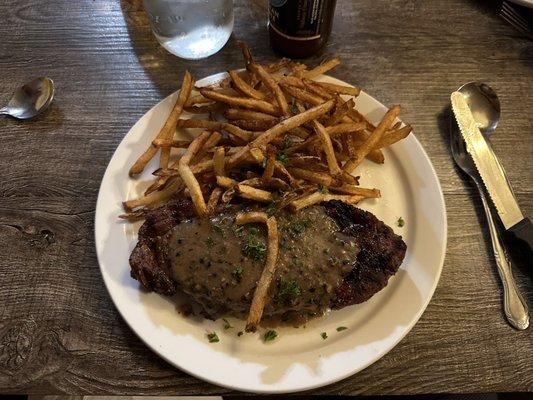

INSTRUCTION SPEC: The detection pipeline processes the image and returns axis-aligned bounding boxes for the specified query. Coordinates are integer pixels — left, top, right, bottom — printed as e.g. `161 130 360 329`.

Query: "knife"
451 91 532 256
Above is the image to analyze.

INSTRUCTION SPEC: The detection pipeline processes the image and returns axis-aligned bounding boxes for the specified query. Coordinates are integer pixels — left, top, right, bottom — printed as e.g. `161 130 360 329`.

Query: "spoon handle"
0 106 8 115
478 184 529 330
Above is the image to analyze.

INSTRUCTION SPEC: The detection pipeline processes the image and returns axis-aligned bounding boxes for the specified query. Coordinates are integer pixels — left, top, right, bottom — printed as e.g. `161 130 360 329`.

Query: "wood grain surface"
0 0 531 395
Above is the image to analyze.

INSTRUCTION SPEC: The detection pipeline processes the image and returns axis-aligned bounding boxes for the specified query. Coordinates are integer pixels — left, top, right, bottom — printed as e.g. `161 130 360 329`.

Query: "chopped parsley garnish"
290 103 299 115
290 256 303 268
397 217 405 227
282 136 294 149
225 203 233 209
242 234 267 262
286 219 312 235
264 330 278 342
233 225 244 238
222 318 233 330
212 223 224 236
237 331 244 337
232 266 244 281
278 280 301 299
265 201 278 217
205 236 215 248
336 326 348 332
276 153 290 167
318 184 329 194
321 332 328 340
207 332 219 343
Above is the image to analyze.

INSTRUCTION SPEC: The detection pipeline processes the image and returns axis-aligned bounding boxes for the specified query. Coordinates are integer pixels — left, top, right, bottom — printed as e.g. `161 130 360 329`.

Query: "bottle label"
269 0 326 41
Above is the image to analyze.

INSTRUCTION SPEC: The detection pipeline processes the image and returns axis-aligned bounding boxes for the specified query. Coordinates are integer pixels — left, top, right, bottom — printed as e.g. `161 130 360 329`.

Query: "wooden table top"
0 0 531 395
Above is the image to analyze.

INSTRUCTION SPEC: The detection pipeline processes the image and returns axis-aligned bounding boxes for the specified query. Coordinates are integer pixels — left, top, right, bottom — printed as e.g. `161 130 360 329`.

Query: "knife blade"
450 91 524 230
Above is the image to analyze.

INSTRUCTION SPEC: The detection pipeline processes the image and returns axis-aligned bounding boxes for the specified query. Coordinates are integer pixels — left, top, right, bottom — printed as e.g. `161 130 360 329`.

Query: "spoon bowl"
458 81 500 137
0 77 55 119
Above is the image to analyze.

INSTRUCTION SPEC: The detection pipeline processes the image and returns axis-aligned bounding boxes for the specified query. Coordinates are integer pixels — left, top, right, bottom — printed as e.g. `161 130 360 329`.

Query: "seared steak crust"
323 201 407 307
129 199 406 310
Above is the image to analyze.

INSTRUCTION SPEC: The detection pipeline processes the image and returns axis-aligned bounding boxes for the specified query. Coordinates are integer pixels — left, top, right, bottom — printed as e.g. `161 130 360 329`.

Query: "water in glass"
143 0 234 60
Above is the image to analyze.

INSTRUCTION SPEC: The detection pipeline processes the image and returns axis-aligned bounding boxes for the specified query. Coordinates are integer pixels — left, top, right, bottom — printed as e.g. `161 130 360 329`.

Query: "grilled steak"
130 199 406 322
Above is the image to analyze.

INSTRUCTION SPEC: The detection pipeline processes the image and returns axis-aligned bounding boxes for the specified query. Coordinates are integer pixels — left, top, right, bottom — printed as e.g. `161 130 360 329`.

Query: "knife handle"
509 218 533 259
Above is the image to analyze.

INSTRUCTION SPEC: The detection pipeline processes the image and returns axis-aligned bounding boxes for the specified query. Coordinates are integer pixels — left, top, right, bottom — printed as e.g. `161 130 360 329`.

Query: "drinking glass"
143 0 234 60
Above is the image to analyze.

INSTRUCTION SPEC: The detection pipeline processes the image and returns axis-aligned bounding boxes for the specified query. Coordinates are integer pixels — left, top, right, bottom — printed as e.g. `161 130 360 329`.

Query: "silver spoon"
0 77 55 119
450 81 529 330
458 81 501 136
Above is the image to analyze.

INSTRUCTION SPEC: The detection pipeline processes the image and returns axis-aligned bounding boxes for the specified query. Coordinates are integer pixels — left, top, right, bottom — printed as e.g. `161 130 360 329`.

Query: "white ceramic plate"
508 0 533 9
95 73 447 393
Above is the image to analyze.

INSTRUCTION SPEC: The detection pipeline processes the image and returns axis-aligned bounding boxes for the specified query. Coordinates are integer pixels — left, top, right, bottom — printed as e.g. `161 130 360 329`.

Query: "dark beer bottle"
268 0 337 58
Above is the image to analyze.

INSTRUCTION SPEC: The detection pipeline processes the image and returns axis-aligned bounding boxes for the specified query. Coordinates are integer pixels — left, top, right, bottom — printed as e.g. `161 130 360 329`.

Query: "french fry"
216 175 238 188
343 105 401 173
225 108 278 123
303 57 341 79
129 72 194 176
347 108 376 131
313 120 342 177
229 70 266 100
179 131 210 166
213 147 226 176
391 121 402 130
160 71 195 169
125 46 413 234
238 41 255 68
289 191 363 212
367 149 385 164
178 119 253 142
230 119 277 131
228 99 335 167
272 73 305 88
288 167 339 187
285 122 366 155
179 165 207 216
250 63 291 116
326 122 366 136
250 147 265 163
123 178 183 211
236 184 273 202
185 93 212 107
200 89 280 115
263 177 290 191
193 131 222 164
183 103 225 115
302 78 333 99
289 155 327 170
279 83 324 106
206 187 223 215
152 139 191 148
235 212 279 332
376 125 412 148
329 184 381 198
273 161 299 187
262 152 276 181
326 97 356 126
178 131 211 217
313 81 361 97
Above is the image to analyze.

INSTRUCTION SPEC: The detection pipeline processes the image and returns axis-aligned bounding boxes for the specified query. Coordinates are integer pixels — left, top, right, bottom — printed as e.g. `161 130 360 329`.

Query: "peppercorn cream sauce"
169 205 360 322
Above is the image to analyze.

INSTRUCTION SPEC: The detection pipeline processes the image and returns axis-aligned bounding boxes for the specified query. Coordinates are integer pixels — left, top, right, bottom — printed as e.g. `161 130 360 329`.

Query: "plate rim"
507 0 533 8
94 72 447 393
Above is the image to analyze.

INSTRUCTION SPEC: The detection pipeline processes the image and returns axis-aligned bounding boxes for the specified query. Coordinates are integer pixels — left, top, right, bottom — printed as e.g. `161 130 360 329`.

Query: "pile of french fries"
122 43 411 219
121 43 412 331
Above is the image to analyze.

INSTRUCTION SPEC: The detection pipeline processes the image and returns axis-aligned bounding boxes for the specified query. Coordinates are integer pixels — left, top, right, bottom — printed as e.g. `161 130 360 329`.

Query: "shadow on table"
117 0 271 96
118 0 185 96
